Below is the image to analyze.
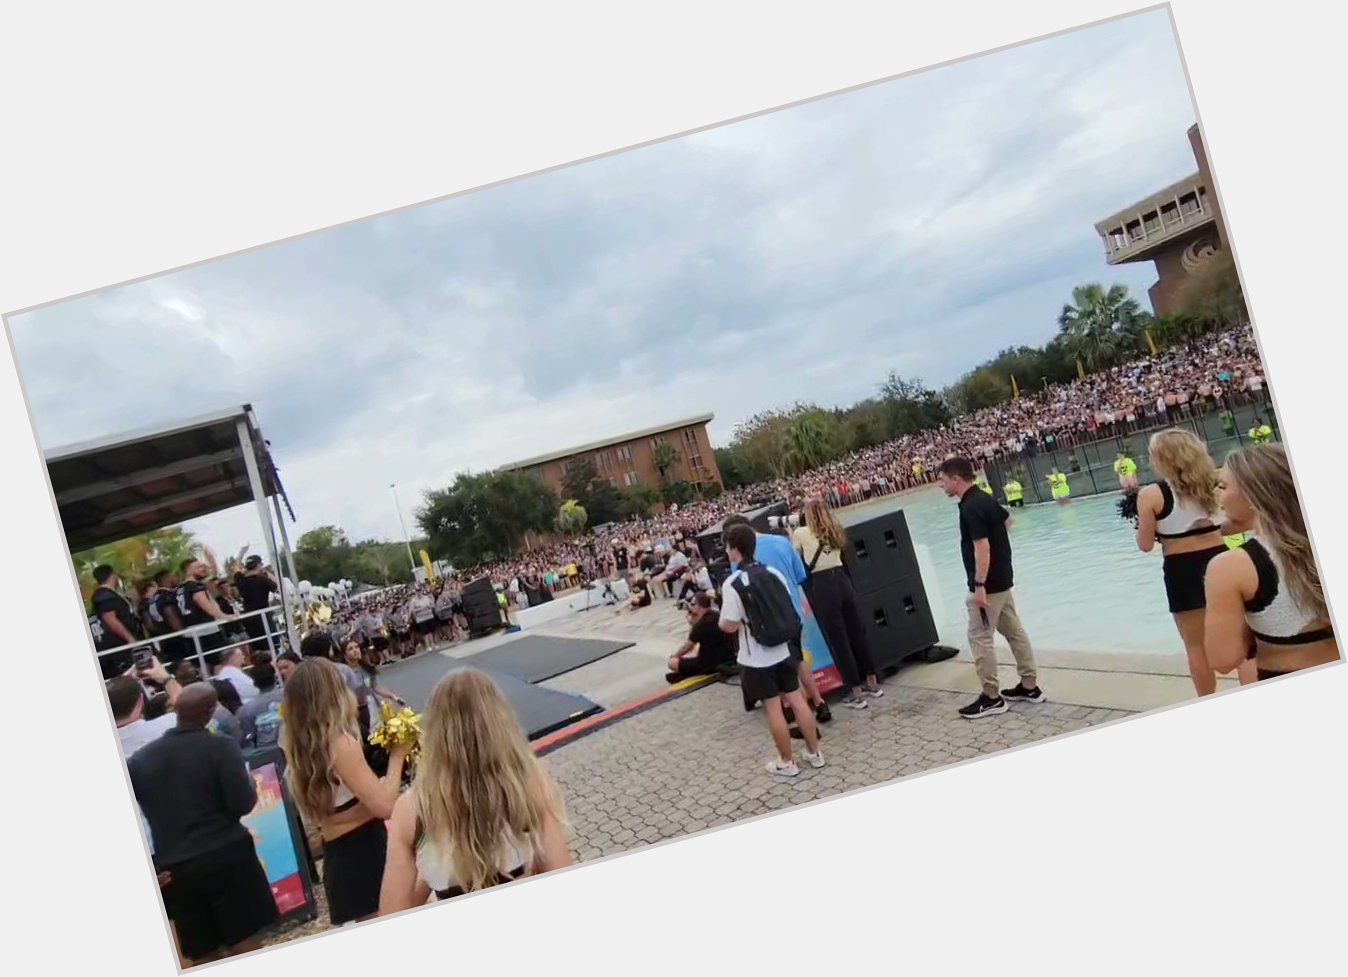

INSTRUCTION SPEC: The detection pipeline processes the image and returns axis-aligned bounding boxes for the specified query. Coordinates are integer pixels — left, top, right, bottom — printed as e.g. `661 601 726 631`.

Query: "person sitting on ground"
666 593 735 683
626 572 653 610
379 668 573 914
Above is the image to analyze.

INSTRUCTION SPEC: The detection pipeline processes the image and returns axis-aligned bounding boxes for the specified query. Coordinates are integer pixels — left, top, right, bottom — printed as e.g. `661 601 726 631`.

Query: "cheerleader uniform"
413 818 530 900
1154 480 1227 614
1240 536 1336 680
321 780 388 925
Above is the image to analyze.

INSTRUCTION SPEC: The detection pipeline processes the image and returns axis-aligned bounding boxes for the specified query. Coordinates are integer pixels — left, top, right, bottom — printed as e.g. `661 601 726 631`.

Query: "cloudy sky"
9 9 1197 557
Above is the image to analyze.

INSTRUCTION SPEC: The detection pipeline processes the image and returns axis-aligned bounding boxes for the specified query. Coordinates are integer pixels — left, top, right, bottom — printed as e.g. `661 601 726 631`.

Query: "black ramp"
378 655 602 740
461 635 634 684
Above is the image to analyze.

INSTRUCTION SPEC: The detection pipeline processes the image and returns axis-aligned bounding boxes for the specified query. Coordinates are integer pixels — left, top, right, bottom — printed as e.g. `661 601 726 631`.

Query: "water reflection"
861 486 1177 656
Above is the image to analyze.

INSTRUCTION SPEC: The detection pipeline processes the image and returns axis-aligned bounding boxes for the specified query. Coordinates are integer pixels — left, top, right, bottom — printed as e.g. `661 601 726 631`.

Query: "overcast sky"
9 9 1198 559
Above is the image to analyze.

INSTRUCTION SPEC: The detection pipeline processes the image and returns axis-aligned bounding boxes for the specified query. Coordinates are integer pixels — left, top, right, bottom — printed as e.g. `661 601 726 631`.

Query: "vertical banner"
241 759 314 918
799 591 842 694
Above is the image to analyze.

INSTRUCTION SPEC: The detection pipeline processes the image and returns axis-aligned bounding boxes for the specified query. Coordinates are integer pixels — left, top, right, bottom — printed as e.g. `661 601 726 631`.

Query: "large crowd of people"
98 322 1336 967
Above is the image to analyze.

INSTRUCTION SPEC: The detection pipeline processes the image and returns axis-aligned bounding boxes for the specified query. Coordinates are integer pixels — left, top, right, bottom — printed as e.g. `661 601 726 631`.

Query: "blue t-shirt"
730 532 806 617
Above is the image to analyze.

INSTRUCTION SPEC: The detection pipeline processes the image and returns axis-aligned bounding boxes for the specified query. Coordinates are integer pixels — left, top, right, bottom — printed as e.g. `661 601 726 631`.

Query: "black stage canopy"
44 405 292 553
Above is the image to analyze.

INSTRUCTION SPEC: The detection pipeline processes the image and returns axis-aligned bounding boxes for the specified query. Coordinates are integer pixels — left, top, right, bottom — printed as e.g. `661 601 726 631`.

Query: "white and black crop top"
413 818 530 900
1154 481 1221 540
1242 536 1334 649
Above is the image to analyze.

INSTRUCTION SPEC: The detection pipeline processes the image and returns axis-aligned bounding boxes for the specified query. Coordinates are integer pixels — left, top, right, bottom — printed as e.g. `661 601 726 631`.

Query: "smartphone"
133 647 154 672
979 607 991 630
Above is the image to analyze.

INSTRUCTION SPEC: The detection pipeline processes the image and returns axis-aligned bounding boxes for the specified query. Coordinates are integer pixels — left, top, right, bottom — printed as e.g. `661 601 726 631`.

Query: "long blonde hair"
279 658 361 824
1224 443 1328 624
802 498 846 553
413 669 566 893
1149 429 1219 514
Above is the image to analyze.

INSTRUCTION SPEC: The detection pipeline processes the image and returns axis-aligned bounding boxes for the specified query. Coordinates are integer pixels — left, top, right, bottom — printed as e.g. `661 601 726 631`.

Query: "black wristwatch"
973 581 986 589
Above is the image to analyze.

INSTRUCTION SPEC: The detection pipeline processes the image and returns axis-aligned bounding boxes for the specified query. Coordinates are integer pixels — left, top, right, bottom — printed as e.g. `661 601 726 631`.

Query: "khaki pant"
966 588 1038 698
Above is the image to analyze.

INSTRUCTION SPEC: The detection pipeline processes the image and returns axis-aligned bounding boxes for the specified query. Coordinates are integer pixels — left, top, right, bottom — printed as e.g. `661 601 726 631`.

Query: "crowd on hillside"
451 326 1268 595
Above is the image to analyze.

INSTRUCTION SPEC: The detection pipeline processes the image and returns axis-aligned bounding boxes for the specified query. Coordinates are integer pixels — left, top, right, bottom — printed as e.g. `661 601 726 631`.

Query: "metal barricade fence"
95 606 292 680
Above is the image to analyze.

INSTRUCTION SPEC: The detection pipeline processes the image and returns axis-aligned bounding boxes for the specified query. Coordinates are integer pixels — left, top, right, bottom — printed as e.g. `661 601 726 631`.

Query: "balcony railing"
1103 199 1213 261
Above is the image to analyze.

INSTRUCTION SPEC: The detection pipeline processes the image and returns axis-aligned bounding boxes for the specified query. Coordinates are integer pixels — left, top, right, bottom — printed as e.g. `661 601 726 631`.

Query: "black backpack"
729 561 801 648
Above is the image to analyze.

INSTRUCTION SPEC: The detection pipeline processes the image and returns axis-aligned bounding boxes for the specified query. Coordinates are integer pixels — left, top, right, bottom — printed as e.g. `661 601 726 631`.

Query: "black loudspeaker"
843 509 923 596
466 608 502 634
707 559 732 593
840 508 940 669
855 579 940 671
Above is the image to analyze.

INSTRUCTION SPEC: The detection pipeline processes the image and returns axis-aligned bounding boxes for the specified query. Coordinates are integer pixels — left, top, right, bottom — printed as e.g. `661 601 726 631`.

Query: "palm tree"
782 413 835 474
651 440 681 482
1058 283 1147 372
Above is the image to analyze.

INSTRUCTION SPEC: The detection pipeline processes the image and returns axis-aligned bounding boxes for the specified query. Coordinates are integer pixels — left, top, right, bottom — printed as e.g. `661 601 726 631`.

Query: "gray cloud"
7 9 1194 555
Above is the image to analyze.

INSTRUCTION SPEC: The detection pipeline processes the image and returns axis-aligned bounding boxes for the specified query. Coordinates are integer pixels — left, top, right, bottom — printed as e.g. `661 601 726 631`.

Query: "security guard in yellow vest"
1003 477 1024 508
1248 417 1274 445
1048 469 1071 503
974 472 994 495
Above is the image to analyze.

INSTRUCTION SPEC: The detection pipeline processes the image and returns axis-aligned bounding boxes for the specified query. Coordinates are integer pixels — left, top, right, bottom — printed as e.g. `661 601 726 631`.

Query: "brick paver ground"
546 680 1130 862
260 678 1129 949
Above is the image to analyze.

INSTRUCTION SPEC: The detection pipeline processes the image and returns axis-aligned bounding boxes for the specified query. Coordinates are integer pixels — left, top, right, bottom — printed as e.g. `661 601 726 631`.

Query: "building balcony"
1095 173 1216 266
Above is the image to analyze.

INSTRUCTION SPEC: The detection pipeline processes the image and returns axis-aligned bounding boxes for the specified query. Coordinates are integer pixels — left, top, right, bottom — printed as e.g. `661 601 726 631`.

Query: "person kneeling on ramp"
719 524 825 778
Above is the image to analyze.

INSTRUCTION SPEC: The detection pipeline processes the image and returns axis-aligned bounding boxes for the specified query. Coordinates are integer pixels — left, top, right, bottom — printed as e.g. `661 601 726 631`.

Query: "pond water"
849 485 1183 656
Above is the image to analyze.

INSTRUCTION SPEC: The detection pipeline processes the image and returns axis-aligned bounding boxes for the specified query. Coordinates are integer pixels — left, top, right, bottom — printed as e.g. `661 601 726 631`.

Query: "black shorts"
740 657 801 704
394 629 411 640
415 618 436 635
162 835 278 959
1162 545 1227 614
371 635 388 651
1008 498 1024 508
322 818 387 926
787 636 803 663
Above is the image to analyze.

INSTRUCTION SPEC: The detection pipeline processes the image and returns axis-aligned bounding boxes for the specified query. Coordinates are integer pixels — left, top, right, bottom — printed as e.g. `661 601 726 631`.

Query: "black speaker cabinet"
856 579 940 671
843 509 923 597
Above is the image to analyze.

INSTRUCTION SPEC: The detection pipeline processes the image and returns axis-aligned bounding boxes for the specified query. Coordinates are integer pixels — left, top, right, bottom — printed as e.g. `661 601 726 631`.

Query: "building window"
1180 193 1198 216
617 446 632 463
689 453 704 471
1143 211 1160 234
1162 203 1180 225
683 428 698 445
608 476 617 486
624 472 640 487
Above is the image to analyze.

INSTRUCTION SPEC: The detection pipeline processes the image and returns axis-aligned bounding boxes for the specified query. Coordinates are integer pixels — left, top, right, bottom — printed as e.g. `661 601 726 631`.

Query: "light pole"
389 483 417 574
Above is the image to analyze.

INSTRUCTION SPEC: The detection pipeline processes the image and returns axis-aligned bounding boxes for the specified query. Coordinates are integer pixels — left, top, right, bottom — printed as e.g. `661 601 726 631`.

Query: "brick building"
499 413 722 499
1094 124 1230 317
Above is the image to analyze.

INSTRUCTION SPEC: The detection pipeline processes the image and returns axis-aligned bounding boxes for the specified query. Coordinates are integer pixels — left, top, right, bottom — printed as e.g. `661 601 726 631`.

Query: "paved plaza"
262 597 1141 949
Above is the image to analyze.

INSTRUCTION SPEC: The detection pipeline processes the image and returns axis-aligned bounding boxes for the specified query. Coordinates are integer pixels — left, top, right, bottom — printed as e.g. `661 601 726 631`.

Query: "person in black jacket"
128 683 277 965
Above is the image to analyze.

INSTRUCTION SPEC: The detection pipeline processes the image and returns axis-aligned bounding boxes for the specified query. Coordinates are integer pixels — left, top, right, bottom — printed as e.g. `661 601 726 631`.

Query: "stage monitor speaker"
707 559 732 593
855 579 940 672
466 608 502 633
462 577 495 600
843 509 924 597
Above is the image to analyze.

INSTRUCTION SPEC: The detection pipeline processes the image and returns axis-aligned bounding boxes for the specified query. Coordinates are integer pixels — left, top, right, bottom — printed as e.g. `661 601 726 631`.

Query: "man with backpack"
719 524 825 778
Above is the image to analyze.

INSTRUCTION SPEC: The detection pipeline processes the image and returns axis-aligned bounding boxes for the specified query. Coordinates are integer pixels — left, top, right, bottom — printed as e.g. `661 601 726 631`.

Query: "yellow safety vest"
975 477 993 495
1049 473 1070 497
1249 425 1273 444
1004 481 1023 502
1114 458 1137 477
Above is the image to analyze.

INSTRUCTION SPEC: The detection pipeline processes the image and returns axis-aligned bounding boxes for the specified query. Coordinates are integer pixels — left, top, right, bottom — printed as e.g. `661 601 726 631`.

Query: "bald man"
128 682 277 964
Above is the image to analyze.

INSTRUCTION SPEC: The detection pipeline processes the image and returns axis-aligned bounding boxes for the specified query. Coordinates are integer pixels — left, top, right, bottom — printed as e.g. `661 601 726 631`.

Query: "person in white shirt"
718 524 825 778
108 658 182 859
211 646 259 703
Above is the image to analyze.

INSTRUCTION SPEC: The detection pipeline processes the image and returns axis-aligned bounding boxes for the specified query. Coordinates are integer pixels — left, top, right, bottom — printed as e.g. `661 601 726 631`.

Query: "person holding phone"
937 457 1044 720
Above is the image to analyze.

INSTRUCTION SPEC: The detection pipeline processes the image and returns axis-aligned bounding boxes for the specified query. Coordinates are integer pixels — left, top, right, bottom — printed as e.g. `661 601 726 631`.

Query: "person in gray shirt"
237 663 284 749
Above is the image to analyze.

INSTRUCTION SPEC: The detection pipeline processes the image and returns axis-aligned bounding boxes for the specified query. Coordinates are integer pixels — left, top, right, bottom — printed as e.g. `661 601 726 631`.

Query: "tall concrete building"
1094 124 1229 317
499 413 722 499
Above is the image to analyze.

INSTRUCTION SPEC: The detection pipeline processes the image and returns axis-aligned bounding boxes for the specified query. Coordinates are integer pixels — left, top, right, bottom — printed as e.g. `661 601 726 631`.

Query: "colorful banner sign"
241 762 308 915
799 591 842 695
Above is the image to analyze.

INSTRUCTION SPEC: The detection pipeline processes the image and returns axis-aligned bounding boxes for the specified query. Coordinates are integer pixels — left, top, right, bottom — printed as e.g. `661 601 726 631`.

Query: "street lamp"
389 483 417 573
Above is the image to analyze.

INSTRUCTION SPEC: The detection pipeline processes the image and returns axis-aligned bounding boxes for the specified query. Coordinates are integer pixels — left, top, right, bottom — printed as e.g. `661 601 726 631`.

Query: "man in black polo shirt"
938 457 1044 720
128 683 277 964
90 564 143 678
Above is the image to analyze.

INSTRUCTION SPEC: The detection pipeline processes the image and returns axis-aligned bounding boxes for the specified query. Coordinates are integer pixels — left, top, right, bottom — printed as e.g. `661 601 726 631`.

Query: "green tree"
782 411 843 473
1057 282 1148 371
417 471 559 566
651 440 681 483
660 480 696 507
877 373 950 437
618 486 663 520
294 525 354 585
72 527 202 603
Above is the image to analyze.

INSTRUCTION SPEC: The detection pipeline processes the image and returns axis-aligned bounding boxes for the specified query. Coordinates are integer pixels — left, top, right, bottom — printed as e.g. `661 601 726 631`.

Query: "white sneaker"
767 759 800 777
842 694 869 710
804 751 826 769
862 684 885 699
